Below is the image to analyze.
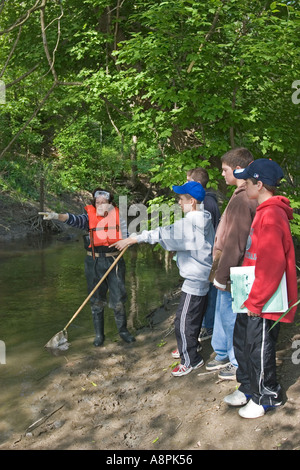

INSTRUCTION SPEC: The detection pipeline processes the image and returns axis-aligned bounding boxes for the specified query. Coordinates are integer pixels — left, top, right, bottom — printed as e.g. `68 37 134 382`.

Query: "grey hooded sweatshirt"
136 208 214 296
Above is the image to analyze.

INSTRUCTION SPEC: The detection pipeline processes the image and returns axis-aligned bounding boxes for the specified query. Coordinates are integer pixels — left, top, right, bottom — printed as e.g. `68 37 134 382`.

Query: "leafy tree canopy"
0 0 299 234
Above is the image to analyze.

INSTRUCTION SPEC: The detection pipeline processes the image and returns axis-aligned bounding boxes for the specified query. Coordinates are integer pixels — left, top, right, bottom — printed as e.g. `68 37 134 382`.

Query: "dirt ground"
0 192 299 452
0 291 299 452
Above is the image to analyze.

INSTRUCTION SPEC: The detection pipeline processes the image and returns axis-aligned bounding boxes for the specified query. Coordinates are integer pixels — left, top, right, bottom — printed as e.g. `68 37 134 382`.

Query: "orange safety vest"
85 205 123 247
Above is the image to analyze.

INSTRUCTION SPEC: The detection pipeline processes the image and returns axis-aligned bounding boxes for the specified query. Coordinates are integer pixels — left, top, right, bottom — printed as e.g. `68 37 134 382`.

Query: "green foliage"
0 155 44 199
283 192 300 239
0 0 299 240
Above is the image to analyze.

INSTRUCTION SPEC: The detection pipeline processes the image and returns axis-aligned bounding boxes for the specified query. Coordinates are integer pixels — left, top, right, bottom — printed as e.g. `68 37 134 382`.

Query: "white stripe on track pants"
233 312 283 407
174 292 208 368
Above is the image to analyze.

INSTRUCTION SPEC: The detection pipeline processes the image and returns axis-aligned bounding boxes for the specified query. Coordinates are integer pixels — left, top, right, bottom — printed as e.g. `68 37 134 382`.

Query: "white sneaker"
238 399 265 418
224 389 250 407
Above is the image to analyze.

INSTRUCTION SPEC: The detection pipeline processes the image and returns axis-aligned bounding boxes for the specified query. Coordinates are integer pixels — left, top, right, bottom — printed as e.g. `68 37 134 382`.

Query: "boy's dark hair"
182 193 203 205
221 147 253 169
188 167 209 188
249 178 277 195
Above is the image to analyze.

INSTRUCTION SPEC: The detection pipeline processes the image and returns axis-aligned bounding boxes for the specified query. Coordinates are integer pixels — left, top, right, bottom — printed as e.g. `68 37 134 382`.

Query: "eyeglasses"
94 190 110 200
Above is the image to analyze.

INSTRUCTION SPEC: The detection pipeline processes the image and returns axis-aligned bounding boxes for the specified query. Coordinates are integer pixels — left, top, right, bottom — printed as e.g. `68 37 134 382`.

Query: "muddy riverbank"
0 191 299 452
1 289 300 451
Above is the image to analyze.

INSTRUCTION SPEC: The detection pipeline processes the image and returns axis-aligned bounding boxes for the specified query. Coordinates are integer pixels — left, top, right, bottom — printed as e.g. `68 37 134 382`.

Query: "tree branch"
0 0 6 16
0 79 84 159
0 0 85 159
105 102 122 138
0 0 43 35
5 65 39 88
230 85 238 148
40 0 58 82
0 82 58 159
57 81 83 86
49 3 64 78
187 3 224 73
0 26 22 79
99 93 132 118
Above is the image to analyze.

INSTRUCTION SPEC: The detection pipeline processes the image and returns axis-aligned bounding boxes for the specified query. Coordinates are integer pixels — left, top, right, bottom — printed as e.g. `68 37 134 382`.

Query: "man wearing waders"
40 188 135 346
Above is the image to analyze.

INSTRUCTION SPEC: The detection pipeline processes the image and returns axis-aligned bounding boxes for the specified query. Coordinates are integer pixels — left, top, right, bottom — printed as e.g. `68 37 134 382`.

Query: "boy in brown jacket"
206 148 257 379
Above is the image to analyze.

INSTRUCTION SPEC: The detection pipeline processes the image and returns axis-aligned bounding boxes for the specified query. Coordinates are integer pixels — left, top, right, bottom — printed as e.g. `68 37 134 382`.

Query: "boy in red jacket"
224 158 298 418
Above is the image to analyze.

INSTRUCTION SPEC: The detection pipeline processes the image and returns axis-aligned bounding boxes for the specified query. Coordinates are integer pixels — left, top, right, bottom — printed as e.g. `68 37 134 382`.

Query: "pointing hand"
38 212 59 220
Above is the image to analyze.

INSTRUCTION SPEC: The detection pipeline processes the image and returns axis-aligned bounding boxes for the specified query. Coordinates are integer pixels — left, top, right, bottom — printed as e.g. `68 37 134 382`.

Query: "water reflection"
0 235 180 441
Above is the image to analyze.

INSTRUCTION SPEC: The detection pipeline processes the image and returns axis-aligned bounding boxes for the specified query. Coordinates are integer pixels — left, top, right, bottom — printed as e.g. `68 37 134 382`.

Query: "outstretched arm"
39 211 68 222
39 212 89 230
111 236 138 250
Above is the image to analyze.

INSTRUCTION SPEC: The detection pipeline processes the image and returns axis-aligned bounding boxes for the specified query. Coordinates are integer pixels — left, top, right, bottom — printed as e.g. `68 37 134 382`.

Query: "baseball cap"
172 181 206 201
233 158 284 186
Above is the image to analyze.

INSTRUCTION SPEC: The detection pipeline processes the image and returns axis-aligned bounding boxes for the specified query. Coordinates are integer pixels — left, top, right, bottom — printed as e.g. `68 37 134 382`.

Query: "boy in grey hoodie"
112 181 215 376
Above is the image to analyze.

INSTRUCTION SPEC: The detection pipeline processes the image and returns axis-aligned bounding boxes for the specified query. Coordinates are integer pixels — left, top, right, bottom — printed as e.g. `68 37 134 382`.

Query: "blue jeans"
211 289 238 367
202 283 217 330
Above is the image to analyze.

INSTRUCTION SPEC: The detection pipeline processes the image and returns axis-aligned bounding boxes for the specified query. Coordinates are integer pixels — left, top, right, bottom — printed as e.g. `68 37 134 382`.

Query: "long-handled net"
44 246 128 353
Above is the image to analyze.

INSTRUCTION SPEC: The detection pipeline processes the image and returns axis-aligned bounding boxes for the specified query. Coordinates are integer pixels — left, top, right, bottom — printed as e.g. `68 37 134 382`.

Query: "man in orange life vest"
39 188 135 346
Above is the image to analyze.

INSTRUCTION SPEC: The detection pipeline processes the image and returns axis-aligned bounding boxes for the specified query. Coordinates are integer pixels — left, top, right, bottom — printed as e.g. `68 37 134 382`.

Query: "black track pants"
234 313 283 406
175 292 208 368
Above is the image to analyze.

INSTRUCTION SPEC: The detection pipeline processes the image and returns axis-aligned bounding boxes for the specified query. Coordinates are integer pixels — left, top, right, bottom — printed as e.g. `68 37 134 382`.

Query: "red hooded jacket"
243 196 298 323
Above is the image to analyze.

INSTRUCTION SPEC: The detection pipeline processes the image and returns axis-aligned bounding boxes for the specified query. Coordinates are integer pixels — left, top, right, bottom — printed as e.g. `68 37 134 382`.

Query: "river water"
0 235 180 442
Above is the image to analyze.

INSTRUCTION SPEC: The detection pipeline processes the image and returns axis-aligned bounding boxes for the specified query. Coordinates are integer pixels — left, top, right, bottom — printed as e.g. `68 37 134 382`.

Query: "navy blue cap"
172 181 206 201
233 158 284 186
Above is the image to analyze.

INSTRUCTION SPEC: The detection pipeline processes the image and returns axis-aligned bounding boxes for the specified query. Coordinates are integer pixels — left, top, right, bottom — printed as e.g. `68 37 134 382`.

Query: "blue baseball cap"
233 158 284 186
172 181 206 201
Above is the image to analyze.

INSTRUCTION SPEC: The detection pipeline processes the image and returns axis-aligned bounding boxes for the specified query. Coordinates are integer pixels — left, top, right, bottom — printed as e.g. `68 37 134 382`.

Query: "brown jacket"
212 184 257 289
